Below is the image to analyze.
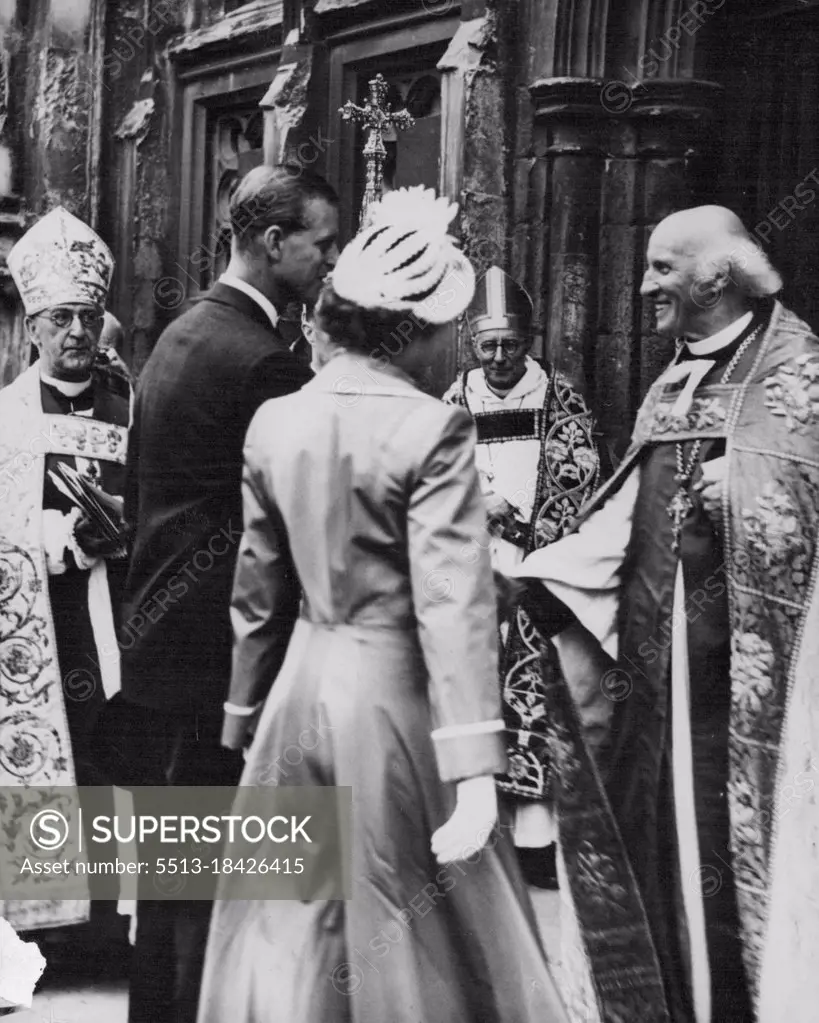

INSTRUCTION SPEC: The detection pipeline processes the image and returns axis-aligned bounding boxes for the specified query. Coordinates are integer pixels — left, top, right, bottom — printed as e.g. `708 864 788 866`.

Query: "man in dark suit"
115 165 339 1023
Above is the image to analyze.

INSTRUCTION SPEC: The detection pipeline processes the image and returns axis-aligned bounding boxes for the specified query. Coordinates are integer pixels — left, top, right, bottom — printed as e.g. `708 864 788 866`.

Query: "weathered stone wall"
1 0 110 383
457 2 513 279
18 0 102 222
0 0 277 379
99 0 289 372
0 0 734 412
99 0 193 372
0 0 205 381
434 0 516 376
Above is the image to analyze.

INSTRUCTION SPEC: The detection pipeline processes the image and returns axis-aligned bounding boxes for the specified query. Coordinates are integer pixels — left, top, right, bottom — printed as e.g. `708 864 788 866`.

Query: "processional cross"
340 74 415 227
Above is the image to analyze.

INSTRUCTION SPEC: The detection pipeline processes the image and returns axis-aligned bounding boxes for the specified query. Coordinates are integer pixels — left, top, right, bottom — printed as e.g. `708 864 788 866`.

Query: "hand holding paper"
49 462 129 559
74 510 129 559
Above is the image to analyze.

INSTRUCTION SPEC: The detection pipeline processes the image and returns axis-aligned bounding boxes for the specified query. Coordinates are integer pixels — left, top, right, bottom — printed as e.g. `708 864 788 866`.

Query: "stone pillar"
599 79 722 455
0 10 14 197
524 76 723 453
516 0 725 457
261 0 331 184
434 17 493 389
631 80 722 378
23 0 105 222
529 79 604 395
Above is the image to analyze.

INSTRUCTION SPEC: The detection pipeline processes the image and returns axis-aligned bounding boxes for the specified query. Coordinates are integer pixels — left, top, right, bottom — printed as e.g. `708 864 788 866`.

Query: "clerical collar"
685 311 753 356
219 274 280 330
40 371 92 397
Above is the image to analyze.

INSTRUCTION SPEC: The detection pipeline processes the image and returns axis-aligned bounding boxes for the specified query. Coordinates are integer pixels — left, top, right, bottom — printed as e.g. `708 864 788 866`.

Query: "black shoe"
517 844 559 890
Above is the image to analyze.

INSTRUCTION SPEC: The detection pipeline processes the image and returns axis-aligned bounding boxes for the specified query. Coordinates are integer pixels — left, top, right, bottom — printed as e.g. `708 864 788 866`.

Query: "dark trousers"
120 706 243 1023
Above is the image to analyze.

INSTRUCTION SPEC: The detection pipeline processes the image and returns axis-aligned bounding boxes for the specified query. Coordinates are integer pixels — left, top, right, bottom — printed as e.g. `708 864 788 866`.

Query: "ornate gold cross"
340 74 415 228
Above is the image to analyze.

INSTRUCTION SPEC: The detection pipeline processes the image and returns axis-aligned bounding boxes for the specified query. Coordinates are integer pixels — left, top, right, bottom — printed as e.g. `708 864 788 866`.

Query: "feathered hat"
467 266 533 336
330 186 475 325
8 207 114 316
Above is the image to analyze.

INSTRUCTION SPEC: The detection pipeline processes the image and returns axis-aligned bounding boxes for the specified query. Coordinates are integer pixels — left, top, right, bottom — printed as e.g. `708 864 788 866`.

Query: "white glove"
42 507 97 574
484 490 516 522
431 774 498 865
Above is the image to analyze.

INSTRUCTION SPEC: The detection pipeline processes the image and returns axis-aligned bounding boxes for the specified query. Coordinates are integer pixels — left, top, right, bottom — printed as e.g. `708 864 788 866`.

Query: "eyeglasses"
476 339 527 358
37 308 104 330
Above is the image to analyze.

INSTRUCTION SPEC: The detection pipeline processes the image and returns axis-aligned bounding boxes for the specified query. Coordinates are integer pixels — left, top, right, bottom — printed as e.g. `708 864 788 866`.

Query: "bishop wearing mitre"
0 207 130 933
444 266 601 888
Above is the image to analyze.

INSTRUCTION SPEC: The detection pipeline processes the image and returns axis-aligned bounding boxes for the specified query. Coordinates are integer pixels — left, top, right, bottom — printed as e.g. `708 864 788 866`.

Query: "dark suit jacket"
120 282 312 716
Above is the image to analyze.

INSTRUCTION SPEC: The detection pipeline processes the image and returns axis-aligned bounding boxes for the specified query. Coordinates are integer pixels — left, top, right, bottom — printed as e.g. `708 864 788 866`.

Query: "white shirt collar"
685 310 753 356
40 370 92 397
218 274 280 330
467 356 547 403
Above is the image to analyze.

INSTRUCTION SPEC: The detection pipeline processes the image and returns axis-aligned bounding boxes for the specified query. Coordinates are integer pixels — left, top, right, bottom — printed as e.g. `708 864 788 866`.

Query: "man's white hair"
656 205 784 299
696 237 783 298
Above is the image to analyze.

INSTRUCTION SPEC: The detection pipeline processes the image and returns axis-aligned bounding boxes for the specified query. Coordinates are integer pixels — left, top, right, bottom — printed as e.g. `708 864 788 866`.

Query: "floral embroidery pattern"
533 495 578 547
445 368 600 799
546 419 599 484
727 773 767 866
506 753 531 782
648 396 727 436
503 374 599 799
45 415 127 463
0 544 52 707
575 842 631 916
742 484 806 570
0 712 65 781
764 355 819 432
732 632 776 721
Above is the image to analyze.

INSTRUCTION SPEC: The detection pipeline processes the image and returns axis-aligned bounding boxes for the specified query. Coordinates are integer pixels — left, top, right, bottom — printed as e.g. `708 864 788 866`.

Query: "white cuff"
223 701 261 717
66 508 99 571
42 508 78 575
431 719 505 740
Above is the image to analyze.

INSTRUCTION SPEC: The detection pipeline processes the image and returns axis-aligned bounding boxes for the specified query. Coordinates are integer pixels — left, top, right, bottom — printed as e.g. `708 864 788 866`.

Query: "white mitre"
7 206 114 316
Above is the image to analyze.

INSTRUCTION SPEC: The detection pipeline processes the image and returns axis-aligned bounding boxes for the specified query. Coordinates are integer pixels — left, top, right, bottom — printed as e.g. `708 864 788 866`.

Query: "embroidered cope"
516 301 819 1022
444 356 600 803
0 364 129 930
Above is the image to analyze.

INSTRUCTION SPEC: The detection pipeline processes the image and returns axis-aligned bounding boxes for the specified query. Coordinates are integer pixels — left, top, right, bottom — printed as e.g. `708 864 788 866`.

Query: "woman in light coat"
197 189 568 1023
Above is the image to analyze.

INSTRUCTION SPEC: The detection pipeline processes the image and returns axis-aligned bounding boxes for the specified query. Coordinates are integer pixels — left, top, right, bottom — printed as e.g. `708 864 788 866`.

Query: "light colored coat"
226 349 506 781
200 349 570 1023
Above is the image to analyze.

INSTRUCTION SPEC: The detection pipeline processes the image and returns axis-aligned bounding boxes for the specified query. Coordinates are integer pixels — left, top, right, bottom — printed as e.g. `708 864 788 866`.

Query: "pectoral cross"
667 487 693 554
340 74 415 228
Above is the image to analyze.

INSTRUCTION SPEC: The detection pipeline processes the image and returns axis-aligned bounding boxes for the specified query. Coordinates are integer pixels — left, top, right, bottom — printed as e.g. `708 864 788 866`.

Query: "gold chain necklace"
666 323 762 554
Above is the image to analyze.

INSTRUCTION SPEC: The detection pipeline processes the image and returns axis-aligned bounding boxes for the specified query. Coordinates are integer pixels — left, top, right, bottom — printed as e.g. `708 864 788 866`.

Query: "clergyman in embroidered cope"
444 265 601 861
0 207 129 931
516 207 819 1023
